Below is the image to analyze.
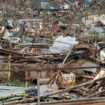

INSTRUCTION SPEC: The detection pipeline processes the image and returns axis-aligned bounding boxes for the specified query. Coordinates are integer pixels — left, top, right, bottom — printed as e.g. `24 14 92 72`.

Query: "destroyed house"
32 0 69 10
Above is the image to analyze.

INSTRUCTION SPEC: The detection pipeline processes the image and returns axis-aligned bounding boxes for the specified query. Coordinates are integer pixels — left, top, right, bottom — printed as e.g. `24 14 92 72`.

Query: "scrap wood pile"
3 75 105 105
1 50 105 104
0 0 105 105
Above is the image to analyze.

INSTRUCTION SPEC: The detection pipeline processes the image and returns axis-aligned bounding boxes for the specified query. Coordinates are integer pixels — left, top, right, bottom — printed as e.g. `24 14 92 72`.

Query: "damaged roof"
32 0 68 10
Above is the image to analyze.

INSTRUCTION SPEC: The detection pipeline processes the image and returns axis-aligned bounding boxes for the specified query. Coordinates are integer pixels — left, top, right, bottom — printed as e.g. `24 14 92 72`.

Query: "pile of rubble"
0 0 105 105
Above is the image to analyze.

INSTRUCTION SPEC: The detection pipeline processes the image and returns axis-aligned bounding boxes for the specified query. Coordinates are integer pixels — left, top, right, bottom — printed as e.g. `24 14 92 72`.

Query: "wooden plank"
5 97 105 105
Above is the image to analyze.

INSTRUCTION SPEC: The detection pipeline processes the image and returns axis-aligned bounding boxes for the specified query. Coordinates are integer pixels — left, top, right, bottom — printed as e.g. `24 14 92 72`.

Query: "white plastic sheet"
49 35 78 53
0 86 25 98
90 26 105 33
100 48 105 63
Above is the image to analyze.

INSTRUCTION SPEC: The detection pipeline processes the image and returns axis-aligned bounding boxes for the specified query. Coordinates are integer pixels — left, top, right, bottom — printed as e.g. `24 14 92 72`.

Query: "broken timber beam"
0 63 99 72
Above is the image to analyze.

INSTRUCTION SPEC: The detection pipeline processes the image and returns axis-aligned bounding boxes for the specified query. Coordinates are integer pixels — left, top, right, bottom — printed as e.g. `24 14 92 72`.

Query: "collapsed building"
0 0 105 105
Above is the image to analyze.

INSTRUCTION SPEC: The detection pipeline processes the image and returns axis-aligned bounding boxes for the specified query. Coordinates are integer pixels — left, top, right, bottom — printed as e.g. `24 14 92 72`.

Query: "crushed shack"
0 0 105 105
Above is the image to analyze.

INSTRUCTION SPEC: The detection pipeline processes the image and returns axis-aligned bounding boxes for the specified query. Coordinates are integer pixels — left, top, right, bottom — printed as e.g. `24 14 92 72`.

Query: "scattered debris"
0 0 105 105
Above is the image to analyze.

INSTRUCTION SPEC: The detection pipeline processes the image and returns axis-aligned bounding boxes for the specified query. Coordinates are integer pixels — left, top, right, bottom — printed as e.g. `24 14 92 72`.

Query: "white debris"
94 68 105 80
82 62 97 73
0 86 25 98
7 17 14 28
3 30 13 40
100 48 105 63
0 26 5 34
82 14 105 26
90 25 105 33
49 35 78 53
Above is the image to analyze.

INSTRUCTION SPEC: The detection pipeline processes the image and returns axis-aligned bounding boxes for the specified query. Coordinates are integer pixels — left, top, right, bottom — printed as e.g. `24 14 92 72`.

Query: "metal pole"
37 71 40 105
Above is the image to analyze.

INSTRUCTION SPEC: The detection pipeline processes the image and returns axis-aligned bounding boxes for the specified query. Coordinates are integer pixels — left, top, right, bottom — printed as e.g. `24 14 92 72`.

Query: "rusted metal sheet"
0 63 98 81
11 63 56 80
0 63 57 80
